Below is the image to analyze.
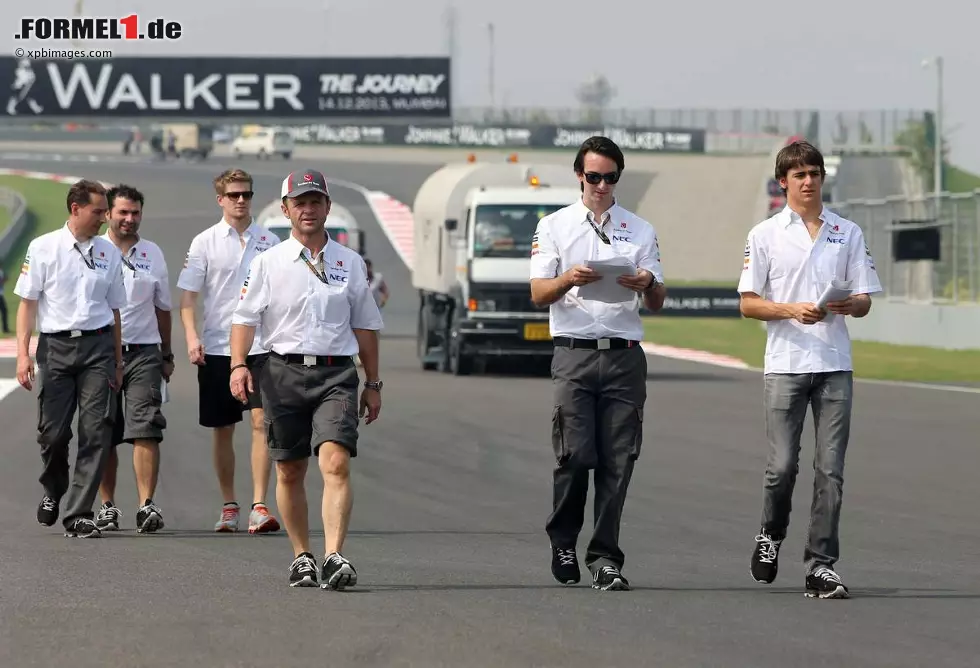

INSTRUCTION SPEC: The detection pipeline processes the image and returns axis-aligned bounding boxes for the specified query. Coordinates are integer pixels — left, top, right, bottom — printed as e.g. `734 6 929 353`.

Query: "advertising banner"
0 56 451 118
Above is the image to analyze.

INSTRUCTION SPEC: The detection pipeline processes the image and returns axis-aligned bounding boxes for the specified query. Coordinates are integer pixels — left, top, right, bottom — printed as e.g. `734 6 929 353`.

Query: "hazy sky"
5 0 980 173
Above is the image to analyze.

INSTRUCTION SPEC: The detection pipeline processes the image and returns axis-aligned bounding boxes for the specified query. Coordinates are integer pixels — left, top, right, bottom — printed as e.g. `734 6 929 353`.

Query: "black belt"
270 351 352 367
553 336 640 350
45 325 112 339
122 343 158 353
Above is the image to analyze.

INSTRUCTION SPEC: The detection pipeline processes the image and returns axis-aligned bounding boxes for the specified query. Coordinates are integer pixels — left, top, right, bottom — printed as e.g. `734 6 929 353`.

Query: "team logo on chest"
611 221 631 243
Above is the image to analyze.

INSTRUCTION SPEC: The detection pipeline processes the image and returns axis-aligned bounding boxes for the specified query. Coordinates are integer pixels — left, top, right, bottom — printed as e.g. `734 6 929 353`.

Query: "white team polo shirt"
177 218 279 356
103 233 172 345
737 205 882 374
232 235 384 357
14 222 126 333
529 198 664 341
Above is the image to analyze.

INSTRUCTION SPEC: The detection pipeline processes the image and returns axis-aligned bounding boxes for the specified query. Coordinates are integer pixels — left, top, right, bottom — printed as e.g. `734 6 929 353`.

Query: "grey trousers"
35 331 117 528
546 345 647 572
761 371 853 573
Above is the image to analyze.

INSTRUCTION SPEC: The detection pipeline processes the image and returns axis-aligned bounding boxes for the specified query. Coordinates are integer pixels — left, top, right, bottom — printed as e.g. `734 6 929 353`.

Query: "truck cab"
413 162 580 375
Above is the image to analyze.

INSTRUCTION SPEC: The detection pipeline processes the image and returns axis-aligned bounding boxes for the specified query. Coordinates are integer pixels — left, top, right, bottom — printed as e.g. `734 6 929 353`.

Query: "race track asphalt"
0 152 978 668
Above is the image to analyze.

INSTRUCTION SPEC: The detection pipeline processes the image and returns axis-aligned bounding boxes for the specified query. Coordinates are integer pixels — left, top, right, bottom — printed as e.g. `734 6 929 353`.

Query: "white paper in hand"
160 380 169 404
816 279 853 309
816 279 853 323
578 256 637 304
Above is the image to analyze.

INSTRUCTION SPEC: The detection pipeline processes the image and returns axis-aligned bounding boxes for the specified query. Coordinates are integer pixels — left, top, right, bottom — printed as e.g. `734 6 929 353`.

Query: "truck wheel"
448 332 472 376
418 307 437 371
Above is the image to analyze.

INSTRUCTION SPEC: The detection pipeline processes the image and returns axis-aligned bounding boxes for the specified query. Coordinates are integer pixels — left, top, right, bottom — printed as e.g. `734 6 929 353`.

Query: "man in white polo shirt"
177 168 281 534
14 179 126 538
530 136 666 592
95 184 172 534
738 140 882 600
230 169 383 589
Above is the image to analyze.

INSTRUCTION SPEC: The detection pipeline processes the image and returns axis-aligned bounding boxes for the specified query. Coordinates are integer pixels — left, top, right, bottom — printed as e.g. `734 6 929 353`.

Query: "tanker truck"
413 160 581 375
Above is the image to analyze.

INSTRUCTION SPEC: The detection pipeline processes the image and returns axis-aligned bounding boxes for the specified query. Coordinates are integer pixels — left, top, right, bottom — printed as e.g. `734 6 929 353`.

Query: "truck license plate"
523 322 551 341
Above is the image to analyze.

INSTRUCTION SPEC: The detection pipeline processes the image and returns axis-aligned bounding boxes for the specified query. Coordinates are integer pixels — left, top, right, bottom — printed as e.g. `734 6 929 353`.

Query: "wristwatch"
364 380 383 392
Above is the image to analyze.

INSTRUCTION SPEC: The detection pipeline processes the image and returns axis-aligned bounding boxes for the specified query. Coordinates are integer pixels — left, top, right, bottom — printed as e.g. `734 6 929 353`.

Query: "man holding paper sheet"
530 135 666 592
737 140 882 599
95 185 172 534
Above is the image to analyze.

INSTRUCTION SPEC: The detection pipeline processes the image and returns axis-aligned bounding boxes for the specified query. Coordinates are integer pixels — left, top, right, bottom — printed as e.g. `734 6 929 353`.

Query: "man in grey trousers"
530 136 666 591
738 140 882 599
14 179 126 538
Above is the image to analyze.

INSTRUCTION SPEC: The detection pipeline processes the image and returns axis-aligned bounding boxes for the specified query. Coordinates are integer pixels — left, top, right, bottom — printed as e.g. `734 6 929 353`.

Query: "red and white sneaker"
248 503 281 534
214 503 240 532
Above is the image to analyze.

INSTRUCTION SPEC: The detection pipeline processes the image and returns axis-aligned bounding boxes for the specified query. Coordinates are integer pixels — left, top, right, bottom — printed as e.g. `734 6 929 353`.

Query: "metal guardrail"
0 186 29 263
828 189 980 303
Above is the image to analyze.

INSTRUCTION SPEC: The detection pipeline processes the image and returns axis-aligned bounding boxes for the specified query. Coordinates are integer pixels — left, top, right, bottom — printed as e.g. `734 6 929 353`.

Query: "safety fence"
829 190 980 303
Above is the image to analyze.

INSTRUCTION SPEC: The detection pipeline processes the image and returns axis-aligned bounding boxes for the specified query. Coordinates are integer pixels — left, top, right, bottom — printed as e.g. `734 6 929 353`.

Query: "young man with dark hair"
14 178 126 538
738 140 882 599
530 135 666 591
95 184 173 533
177 168 281 534
230 169 383 588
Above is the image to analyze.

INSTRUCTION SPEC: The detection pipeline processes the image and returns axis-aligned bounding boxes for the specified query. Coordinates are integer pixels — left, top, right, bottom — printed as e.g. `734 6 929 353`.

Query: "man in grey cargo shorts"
529 136 667 591
230 169 384 590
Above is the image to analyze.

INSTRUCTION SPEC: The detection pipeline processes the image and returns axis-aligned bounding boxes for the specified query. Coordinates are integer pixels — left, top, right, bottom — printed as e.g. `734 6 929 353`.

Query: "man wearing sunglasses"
530 136 666 592
177 168 282 535
14 179 126 538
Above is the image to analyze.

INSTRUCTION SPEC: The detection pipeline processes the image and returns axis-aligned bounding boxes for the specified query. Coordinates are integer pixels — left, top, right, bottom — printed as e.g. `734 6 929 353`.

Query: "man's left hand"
114 364 124 391
360 388 381 424
162 360 175 381
617 269 654 293
826 296 859 315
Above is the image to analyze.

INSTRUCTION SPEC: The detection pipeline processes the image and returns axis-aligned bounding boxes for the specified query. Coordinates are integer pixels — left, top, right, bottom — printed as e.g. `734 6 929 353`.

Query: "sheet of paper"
160 380 169 404
816 279 853 309
577 257 638 304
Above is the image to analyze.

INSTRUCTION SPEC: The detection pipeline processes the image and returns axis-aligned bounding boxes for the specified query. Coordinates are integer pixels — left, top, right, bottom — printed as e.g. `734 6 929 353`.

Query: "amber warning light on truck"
15 15 183 41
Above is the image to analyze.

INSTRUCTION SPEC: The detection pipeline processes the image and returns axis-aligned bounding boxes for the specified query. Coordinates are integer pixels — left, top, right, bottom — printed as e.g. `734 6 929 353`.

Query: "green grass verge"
945 165 980 193
643 316 980 384
0 176 71 337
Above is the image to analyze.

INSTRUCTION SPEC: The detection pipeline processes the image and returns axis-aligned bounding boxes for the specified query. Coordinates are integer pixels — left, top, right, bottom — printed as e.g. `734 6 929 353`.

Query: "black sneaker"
37 496 59 526
592 565 631 591
551 545 580 585
321 552 357 590
136 501 164 534
95 502 122 531
64 518 101 538
288 552 319 587
750 530 783 584
805 566 849 599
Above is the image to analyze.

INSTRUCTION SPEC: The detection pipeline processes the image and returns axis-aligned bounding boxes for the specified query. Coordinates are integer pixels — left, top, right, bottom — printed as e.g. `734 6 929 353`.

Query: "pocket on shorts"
551 405 569 465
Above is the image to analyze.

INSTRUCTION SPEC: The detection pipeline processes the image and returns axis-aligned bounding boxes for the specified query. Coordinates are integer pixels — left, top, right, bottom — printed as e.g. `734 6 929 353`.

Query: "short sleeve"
232 254 270 327
845 226 883 295
176 234 207 292
153 247 173 310
636 225 664 283
348 255 384 331
106 252 127 310
13 239 44 300
529 217 560 279
736 227 769 295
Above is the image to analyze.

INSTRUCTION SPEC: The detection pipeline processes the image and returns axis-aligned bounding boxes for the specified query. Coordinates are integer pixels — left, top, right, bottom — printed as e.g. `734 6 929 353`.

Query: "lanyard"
120 247 138 273
74 243 96 270
587 216 611 245
300 252 328 284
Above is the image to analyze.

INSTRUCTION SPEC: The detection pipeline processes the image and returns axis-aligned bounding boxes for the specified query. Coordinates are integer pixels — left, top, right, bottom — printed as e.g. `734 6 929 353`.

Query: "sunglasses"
583 171 620 185
224 191 254 200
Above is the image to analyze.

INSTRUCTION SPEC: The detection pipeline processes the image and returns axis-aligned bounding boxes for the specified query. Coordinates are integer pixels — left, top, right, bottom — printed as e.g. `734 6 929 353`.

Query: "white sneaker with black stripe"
321 552 357 590
288 552 319 587
805 566 849 599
